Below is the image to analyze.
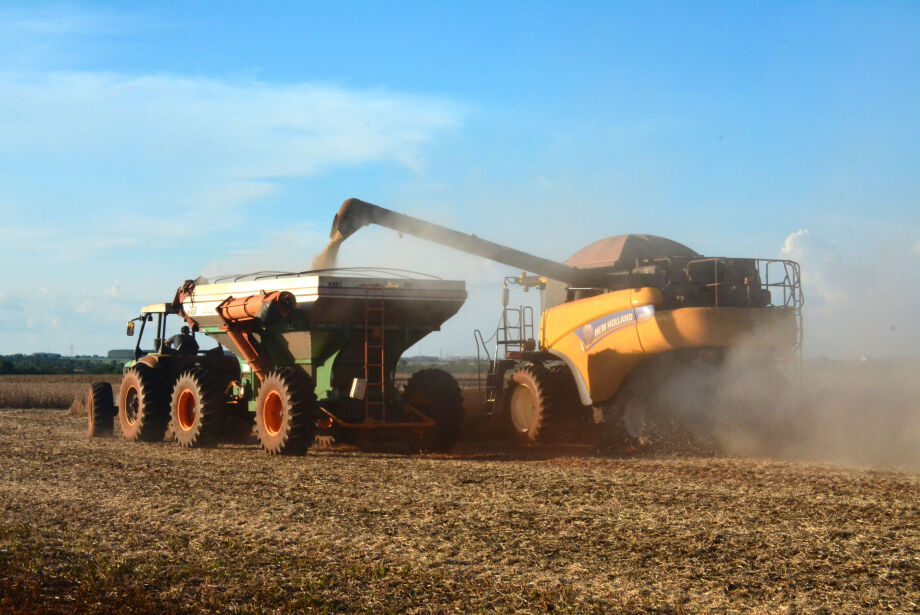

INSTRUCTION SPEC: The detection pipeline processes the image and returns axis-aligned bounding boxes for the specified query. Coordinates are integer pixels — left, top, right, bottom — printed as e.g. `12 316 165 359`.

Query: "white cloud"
0 71 462 183
103 282 121 298
0 69 465 354
912 239 920 256
0 6 127 36
780 228 808 260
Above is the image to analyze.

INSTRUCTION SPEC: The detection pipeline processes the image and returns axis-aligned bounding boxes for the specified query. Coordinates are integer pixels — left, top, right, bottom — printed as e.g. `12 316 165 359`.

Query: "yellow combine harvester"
330 199 803 448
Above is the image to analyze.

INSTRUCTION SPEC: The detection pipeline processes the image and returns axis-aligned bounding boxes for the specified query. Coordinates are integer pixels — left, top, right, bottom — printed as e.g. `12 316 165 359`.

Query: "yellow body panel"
540 287 797 404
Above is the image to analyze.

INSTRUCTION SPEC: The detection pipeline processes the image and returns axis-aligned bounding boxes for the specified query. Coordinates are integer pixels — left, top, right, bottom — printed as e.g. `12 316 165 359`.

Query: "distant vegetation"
0 352 483 376
0 354 122 375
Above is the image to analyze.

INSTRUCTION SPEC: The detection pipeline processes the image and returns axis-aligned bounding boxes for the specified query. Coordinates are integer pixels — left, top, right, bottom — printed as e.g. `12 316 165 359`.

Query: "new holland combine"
326 199 803 447
87 197 802 453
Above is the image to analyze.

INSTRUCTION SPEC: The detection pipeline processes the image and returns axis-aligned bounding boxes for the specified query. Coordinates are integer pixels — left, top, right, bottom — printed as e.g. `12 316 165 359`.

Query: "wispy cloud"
0 67 464 353
0 71 463 183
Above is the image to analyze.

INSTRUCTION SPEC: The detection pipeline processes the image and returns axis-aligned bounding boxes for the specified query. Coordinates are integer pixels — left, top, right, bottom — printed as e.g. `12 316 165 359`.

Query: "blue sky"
1 2 918 358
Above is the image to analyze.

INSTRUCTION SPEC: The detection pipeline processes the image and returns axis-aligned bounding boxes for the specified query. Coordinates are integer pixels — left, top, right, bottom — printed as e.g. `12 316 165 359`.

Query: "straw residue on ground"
0 408 918 614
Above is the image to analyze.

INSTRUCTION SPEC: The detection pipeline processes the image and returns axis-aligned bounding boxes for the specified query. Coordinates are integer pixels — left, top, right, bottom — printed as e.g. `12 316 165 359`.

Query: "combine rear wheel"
601 367 712 454
86 382 114 437
255 368 317 455
403 368 464 453
118 365 170 442
504 364 565 444
170 369 224 448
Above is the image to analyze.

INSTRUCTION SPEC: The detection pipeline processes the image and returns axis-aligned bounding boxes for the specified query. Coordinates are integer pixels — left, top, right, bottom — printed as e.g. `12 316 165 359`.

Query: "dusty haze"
307 224 920 471
651 342 920 471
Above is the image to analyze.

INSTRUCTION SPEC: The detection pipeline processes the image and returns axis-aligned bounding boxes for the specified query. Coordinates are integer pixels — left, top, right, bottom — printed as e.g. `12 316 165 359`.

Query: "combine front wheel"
118 365 170 442
504 364 564 444
170 369 224 448
86 382 115 437
403 368 464 453
255 368 317 455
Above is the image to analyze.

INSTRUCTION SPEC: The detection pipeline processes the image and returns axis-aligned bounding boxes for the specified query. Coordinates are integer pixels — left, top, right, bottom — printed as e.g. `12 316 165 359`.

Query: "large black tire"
118 365 170 442
170 369 225 448
403 368 464 453
601 362 715 454
504 364 566 444
599 377 650 452
255 368 317 455
86 382 114 437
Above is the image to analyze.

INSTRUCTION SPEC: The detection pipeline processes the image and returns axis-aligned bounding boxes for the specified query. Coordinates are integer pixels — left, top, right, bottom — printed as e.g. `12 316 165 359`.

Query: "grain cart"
87 270 467 454
327 198 803 447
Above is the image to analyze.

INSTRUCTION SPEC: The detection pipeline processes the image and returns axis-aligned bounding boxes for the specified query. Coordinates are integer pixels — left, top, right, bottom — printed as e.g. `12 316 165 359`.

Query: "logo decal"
573 304 655 351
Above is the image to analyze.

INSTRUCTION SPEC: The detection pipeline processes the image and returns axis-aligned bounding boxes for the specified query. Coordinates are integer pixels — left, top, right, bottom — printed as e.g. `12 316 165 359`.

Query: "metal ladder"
497 305 534 356
363 286 386 422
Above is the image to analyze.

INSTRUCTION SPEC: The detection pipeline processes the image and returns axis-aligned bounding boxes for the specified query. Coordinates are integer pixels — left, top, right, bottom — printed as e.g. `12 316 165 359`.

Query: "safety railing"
685 257 804 351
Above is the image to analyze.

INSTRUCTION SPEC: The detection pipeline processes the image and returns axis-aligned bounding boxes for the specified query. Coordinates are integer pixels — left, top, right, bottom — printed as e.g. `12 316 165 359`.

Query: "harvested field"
1 408 918 613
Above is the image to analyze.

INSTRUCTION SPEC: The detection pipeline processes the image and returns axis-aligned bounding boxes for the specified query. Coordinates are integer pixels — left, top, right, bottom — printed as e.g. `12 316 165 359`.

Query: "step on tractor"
326 199 804 449
87 271 467 454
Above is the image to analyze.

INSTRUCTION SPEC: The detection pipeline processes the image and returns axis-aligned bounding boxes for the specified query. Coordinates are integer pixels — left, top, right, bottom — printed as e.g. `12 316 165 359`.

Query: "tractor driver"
166 325 199 355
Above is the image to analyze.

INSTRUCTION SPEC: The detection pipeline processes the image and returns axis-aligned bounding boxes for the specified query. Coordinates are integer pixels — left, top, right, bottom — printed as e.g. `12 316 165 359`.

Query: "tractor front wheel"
170 369 225 448
255 368 317 455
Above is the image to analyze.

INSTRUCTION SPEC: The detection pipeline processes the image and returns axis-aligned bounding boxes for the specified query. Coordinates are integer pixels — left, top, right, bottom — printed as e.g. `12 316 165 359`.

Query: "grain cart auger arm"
329 198 803 451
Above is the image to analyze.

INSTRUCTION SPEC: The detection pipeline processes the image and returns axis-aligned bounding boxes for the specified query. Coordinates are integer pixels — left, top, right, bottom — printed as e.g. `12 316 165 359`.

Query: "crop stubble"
0 408 918 614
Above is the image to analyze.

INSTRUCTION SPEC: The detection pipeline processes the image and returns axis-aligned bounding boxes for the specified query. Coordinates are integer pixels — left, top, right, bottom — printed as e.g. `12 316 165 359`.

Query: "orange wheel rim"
177 389 197 431
124 387 139 425
263 391 284 436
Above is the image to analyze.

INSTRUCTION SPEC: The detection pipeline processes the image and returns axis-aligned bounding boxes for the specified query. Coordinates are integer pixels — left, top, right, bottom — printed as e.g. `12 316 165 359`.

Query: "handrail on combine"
685 257 804 352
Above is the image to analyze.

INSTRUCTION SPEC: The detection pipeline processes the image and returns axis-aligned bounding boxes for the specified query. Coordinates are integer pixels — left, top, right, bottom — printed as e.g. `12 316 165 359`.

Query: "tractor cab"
127 302 185 360
126 302 230 365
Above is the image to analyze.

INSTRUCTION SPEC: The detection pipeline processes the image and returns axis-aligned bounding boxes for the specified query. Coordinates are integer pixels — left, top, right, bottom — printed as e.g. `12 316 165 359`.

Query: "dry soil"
0 408 918 614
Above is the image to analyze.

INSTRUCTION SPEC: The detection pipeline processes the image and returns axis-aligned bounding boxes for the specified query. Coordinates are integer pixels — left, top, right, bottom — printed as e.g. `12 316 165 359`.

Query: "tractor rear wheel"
118 365 170 442
403 368 464 453
255 368 317 455
170 369 224 448
86 382 114 437
504 364 565 444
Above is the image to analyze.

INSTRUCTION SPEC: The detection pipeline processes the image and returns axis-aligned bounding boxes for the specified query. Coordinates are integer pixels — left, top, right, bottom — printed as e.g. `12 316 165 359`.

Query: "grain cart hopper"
328 198 803 447
87 270 467 454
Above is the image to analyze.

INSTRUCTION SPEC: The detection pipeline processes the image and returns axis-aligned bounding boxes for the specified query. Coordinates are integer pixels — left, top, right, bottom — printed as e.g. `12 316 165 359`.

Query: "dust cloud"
649 343 920 472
